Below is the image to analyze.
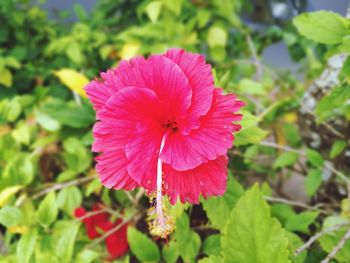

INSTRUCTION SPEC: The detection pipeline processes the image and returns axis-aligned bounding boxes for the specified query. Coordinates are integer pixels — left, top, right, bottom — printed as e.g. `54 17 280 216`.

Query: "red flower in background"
74 204 128 260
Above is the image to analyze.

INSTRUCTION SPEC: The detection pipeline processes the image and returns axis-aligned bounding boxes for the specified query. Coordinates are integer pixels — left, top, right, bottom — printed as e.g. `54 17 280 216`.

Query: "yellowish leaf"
207 26 227 47
0 185 22 207
8 225 28 234
0 68 13 88
120 42 141 60
54 69 89 97
145 1 163 22
284 112 298 123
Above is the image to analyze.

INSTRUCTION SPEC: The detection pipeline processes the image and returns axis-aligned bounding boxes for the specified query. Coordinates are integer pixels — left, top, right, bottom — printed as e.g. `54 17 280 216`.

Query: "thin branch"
32 175 97 200
295 223 349 256
321 228 350 263
135 188 145 202
264 196 328 214
75 208 111 222
259 141 350 185
246 35 263 81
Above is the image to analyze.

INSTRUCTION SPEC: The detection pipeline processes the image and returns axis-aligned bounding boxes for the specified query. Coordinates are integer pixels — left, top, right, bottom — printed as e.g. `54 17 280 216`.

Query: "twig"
264 196 328 214
125 191 136 204
246 35 263 81
85 211 139 250
295 223 349 256
135 188 145 202
32 175 97 200
75 208 111 222
259 141 350 185
321 228 350 263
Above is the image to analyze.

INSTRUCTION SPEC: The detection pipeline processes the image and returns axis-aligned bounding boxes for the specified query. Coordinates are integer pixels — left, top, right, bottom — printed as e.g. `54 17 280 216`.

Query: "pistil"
156 134 166 229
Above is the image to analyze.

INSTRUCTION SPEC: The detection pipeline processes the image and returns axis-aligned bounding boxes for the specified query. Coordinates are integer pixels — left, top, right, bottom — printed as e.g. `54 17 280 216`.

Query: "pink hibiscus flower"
85 48 243 234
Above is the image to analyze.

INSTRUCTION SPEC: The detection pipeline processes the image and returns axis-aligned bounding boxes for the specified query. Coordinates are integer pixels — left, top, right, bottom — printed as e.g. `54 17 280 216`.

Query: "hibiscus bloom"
74 204 129 260
85 48 243 234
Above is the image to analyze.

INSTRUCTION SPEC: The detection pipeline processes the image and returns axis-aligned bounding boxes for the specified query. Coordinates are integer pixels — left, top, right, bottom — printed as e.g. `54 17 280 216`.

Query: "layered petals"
163 156 229 204
95 149 138 190
93 87 162 152
161 89 244 171
165 48 214 132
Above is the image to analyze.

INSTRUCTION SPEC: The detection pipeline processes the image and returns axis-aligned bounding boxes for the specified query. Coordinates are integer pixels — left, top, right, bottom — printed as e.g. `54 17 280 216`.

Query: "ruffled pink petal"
140 55 192 119
165 48 214 132
85 69 123 112
125 125 161 188
161 88 244 171
96 149 138 190
86 55 193 120
163 156 228 204
93 87 163 152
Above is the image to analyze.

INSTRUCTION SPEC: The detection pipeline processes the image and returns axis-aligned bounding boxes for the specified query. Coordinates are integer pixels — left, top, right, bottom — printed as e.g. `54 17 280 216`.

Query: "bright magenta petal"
125 125 161 188
161 89 243 171
85 69 122 111
165 48 214 132
96 150 138 190
140 55 192 119
163 156 228 204
93 87 162 152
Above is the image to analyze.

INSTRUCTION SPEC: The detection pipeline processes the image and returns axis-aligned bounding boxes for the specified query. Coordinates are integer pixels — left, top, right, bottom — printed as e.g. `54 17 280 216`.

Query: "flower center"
163 119 178 132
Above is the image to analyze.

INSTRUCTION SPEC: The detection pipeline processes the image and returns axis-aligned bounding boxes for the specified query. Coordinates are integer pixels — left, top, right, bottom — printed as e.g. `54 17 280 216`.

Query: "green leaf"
55 222 80 263
293 11 349 44
202 176 244 229
37 192 58 227
236 126 268 146
238 78 265 95
203 234 221 256
0 206 23 227
0 185 22 207
66 42 85 65
73 4 87 20
16 228 37 263
62 137 92 173
316 86 350 121
57 186 82 215
162 240 179 263
35 111 61 131
127 227 160 262
304 169 322 197
305 149 324 167
175 213 201 262
4 57 21 69
273 152 298 169
286 232 307 263
235 111 268 146
271 204 296 226
285 212 319 234
330 140 347 159
222 185 290 263
319 218 350 262
41 99 94 128
145 1 163 22
75 250 99 263
199 255 223 263
207 26 227 47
